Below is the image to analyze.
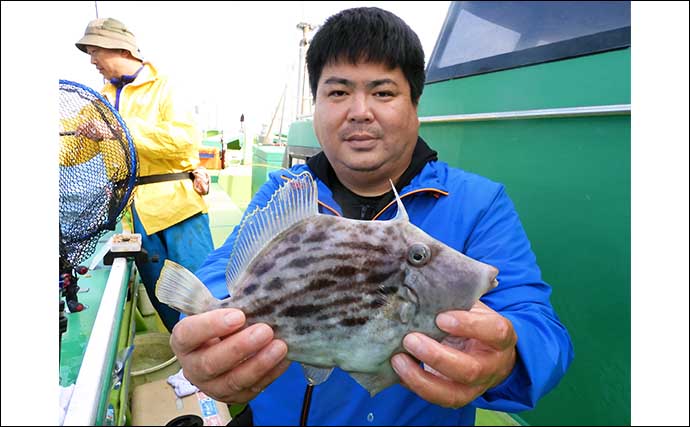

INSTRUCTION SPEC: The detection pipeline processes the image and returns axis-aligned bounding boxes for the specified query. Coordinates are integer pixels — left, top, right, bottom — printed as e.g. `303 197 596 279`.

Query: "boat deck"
206 181 245 248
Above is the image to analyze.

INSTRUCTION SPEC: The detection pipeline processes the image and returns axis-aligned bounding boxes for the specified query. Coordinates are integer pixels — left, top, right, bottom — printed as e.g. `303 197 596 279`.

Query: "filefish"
156 171 499 396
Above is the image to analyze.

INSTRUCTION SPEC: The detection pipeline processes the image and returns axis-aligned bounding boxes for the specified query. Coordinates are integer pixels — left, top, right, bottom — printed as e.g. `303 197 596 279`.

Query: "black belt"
136 172 194 186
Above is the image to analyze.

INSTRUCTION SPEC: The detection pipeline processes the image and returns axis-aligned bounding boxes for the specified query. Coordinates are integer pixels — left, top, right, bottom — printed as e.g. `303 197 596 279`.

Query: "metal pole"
296 23 314 118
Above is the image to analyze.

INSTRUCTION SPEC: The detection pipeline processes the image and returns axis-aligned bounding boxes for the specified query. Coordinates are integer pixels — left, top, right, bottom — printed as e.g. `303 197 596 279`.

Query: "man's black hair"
306 7 425 105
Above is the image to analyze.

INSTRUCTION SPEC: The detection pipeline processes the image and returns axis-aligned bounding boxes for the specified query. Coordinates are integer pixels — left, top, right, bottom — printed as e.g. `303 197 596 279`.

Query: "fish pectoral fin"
399 301 416 324
301 364 334 385
349 365 399 397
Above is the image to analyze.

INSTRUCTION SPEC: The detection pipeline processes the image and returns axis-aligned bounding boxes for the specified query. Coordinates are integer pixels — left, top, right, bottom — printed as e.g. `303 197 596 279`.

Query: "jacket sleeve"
464 184 574 412
125 78 200 160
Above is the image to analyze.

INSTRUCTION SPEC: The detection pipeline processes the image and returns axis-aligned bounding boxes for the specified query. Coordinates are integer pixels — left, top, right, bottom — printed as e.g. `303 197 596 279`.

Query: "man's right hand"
170 308 290 404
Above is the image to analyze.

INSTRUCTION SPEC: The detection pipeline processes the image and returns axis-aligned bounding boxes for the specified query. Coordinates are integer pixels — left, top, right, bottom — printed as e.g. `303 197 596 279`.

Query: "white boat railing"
63 257 130 426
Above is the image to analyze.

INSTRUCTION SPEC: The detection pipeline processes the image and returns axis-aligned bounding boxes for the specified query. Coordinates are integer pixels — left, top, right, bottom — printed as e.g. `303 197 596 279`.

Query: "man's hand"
170 308 291 404
192 166 210 195
390 301 517 408
75 119 116 141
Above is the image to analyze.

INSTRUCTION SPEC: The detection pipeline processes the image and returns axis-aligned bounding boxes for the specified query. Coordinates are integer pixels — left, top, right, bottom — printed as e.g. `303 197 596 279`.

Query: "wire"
299 384 314 426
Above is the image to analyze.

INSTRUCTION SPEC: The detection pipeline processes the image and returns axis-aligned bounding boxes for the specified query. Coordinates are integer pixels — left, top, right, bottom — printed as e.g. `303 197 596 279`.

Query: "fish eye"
407 243 431 266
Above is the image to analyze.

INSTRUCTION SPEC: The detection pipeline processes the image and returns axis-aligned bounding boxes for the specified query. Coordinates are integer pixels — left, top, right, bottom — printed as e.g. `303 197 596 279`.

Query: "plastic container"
130 332 180 389
251 145 285 196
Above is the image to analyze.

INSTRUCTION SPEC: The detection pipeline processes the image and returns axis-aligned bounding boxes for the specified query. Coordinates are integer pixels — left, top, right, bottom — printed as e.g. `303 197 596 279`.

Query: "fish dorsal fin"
301 364 334 385
389 179 408 222
225 172 318 292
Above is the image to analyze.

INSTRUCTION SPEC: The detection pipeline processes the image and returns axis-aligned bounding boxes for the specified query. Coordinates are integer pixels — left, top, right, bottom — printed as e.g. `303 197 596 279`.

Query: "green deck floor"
206 182 245 248
59 231 122 387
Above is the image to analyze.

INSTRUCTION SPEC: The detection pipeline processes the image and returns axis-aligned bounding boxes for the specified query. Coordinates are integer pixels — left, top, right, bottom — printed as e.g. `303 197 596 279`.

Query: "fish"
155 171 499 396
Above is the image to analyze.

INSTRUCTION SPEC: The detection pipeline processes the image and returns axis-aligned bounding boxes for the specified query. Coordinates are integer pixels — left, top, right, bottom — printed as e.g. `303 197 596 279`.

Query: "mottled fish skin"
214 213 498 392
226 215 410 368
158 174 499 396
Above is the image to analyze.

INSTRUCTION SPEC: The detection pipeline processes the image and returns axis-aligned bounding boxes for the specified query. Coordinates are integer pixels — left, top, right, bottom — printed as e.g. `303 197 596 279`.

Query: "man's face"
313 61 420 189
85 46 124 80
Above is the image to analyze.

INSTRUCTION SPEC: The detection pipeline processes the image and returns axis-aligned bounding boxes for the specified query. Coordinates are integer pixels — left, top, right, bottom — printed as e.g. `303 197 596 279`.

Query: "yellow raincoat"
100 62 207 235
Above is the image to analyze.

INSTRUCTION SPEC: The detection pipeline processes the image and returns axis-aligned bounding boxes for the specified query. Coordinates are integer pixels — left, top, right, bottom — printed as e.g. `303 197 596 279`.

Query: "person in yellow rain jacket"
74 17 214 332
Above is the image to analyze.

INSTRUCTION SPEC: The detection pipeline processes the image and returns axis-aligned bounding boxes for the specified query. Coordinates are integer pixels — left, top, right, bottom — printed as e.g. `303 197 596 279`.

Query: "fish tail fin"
155 260 219 315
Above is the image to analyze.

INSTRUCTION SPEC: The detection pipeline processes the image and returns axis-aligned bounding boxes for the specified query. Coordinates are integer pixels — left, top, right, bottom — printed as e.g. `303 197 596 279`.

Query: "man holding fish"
162 7 574 426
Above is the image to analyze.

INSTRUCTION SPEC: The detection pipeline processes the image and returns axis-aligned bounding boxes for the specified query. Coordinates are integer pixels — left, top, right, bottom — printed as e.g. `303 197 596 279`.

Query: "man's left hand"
192 167 210 195
391 301 517 408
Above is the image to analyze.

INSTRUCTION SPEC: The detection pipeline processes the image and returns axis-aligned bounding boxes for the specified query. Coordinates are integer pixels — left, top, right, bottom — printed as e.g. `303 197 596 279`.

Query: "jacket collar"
105 61 158 89
301 137 448 217
109 64 145 88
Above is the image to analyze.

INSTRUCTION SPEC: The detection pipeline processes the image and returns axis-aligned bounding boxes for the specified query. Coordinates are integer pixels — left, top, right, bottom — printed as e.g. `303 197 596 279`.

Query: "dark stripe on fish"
326 265 359 277
330 225 352 234
243 283 259 296
362 258 395 269
370 298 387 309
336 241 389 255
306 278 338 292
327 295 361 308
266 277 284 290
340 317 369 327
244 304 276 318
285 253 356 270
281 303 323 318
253 261 276 277
273 245 300 259
286 256 316 269
295 324 314 335
279 295 361 318
303 230 328 243
290 265 361 282
365 269 400 286
316 310 348 321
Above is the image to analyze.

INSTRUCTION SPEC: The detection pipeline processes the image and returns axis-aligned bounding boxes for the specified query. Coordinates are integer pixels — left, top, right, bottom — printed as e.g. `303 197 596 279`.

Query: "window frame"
425 1 631 84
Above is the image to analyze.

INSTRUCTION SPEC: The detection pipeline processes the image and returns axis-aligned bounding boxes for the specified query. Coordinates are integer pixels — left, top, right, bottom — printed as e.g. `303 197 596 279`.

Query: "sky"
1 2 689 426
49 1 452 138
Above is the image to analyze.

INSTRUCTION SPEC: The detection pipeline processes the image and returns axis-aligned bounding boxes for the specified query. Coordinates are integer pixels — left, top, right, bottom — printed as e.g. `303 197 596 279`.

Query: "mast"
295 22 315 119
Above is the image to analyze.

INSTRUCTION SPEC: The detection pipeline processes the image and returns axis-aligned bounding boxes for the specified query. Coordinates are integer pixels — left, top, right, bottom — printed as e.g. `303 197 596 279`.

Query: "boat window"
426 1 630 83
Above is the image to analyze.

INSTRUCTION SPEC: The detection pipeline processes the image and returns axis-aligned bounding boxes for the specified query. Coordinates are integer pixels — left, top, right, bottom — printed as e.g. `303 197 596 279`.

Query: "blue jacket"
194 160 574 426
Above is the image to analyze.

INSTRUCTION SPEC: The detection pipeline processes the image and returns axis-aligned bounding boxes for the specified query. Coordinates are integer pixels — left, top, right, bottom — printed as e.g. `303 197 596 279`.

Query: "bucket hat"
75 18 143 61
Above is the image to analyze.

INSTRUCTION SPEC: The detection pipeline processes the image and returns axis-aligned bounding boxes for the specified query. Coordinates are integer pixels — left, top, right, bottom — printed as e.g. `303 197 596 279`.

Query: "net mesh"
58 80 138 267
